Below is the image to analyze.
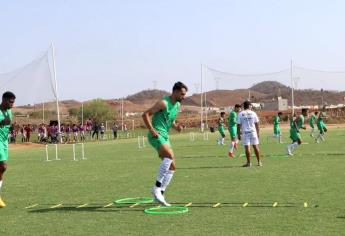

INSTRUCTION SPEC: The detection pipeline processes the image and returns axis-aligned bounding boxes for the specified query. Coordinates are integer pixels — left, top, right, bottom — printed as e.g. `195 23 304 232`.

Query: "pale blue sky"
1 0 345 101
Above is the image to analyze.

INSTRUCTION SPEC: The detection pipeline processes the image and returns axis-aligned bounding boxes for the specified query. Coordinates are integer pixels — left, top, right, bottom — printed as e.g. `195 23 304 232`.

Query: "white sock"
291 142 299 151
161 170 174 192
229 141 235 153
156 158 173 185
221 138 224 144
0 180 2 193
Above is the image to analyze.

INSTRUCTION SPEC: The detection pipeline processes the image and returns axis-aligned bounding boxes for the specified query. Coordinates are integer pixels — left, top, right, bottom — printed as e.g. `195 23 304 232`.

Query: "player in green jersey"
309 111 318 137
0 91 16 208
228 104 241 157
315 111 327 143
286 108 308 156
217 112 226 145
142 82 187 206
267 112 283 143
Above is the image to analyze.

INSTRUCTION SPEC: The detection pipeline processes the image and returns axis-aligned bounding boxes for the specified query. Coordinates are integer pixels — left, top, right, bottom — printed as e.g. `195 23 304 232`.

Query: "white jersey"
237 110 259 135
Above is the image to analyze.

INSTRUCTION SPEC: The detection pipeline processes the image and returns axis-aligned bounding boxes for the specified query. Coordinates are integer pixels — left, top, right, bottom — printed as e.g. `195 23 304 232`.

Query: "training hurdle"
138 135 146 149
203 131 209 141
189 132 195 141
72 143 86 161
45 144 60 161
45 143 86 161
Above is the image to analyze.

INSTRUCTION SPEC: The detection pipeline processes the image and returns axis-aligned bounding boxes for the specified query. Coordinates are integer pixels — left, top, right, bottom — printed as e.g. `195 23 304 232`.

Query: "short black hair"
278 112 283 116
220 112 225 116
243 101 251 109
234 104 241 108
302 108 308 113
315 111 319 115
2 91 16 100
173 81 188 92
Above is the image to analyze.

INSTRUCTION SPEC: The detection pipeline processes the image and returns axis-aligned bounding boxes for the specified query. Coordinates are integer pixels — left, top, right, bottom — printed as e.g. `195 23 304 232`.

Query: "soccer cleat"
0 198 6 208
228 152 235 158
257 162 263 167
242 163 251 167
151 187 170 206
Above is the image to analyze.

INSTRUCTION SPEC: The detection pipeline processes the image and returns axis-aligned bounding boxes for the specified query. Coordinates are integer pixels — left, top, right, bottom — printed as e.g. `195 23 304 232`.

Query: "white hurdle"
203 131 209 141
45 144 61 161
72 143 86 161
45 143 86 161
189 132 195 142
138 135 146 149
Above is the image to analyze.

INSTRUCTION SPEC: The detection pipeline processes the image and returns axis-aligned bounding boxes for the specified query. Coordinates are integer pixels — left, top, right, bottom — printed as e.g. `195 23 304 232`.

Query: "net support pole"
81 102 84 125
290 60 295 114
200 63 203 131
51 42 62 143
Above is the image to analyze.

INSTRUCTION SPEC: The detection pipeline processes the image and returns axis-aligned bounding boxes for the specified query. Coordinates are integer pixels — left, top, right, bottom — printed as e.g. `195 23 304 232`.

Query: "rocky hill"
14 82 345 114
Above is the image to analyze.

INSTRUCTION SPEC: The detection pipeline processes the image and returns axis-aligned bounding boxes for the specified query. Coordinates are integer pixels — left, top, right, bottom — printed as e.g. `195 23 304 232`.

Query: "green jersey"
0 108 12 148
273 115 280 127
228 111 237 128
151 96 180 137
297 115 305 129
309 114 316 126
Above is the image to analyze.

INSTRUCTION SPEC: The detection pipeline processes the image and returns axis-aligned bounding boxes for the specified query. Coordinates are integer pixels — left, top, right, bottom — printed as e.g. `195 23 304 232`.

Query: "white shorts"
241 132 259 146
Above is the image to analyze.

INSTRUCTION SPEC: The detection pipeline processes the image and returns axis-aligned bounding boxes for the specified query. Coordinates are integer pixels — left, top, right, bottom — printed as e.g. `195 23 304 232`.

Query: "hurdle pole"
137 136 140 148
72 144 77 161
142 136 146 147
45 145 50 161
81 143 86 160
55 144 60 160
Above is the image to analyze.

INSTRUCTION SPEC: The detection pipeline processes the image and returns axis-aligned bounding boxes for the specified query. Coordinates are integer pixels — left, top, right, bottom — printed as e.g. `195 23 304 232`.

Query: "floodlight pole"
290 60 295 114
51 42 62 142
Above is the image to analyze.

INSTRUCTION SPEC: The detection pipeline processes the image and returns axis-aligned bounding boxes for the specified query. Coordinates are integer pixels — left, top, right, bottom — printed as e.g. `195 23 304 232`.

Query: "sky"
1 0 345 102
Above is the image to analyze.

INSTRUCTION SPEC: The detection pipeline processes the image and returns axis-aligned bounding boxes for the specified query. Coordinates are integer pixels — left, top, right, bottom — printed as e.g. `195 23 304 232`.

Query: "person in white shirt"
237 101 262 167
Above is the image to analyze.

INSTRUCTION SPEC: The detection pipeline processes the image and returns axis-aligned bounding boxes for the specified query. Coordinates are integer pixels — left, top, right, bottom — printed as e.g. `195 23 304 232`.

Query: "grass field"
1 127 345 235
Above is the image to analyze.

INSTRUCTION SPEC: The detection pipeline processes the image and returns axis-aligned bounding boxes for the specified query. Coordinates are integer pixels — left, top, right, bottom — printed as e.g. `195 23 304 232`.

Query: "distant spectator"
112 123 118 139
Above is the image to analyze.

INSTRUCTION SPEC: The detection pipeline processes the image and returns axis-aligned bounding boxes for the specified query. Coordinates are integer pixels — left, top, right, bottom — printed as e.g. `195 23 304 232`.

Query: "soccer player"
273 112 283 143
315 111 327 143
309 111 318 137
217 112 226 145
228 104 241 157
286 108 308 156
237 101 261 167
142 81 187 206
0 91 16 208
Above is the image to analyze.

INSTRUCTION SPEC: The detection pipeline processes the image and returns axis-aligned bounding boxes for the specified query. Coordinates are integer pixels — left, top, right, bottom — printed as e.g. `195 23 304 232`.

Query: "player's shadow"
180 155 226 159
178 165 242 170
336 216 345 219
28 205 144 213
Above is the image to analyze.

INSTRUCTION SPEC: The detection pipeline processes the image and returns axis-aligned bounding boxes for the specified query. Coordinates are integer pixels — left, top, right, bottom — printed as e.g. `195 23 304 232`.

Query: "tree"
79 99 116 123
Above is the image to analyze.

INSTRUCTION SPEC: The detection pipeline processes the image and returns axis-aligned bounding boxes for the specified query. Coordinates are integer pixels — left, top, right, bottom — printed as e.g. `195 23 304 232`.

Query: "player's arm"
172 120 184 132
0 116 11 126
142 100 166 138
299 117 306 130
237 124 241 140
255 122 260 138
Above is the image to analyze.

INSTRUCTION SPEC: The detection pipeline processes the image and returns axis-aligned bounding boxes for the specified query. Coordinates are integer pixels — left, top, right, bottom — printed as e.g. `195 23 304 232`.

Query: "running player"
309 111 318 137
315 110 327 143
217 112 226 145
228 104 241 157
142 81 187 206
286 108 308 156
273 112 283 143
0 91 16 208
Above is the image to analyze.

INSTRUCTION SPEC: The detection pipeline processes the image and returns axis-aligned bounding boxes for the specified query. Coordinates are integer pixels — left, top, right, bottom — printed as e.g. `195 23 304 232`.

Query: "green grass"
1 128 345 235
